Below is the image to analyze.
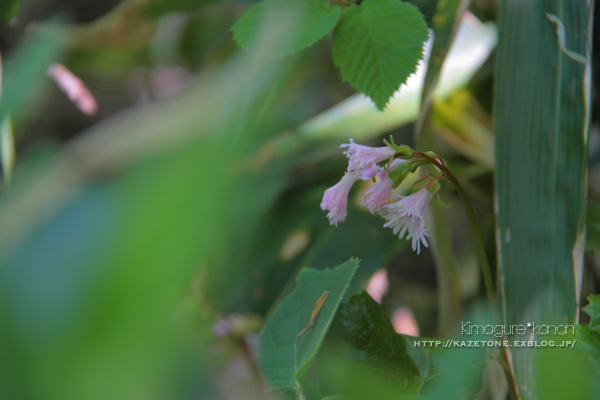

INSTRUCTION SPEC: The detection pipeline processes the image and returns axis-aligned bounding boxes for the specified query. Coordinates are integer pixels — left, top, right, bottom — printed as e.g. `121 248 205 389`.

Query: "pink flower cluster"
320 139 433 253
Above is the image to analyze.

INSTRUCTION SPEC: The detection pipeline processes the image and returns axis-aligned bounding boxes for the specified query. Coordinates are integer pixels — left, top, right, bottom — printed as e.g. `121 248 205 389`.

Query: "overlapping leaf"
257 258 359 392
576 295 600 370
319 292 486 398
232 0 341 59
332 0 428 110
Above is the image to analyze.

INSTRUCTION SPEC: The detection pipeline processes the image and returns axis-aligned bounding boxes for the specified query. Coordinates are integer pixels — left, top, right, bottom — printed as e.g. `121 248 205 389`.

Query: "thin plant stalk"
416 151 521 400
417 152 496 308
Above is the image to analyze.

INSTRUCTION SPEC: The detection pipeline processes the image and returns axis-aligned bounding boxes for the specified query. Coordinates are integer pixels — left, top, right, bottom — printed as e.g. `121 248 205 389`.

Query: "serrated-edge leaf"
232 0 341 60
332 0 428 110
257 258 360 392
583 294 600 333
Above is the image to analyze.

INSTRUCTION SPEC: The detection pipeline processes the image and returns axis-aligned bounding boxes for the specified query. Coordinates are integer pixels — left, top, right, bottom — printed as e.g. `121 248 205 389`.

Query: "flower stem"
417 153 496 309
416 153 520 400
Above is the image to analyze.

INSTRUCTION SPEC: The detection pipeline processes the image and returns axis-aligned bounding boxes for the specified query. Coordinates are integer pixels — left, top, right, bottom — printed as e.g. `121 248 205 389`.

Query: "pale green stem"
419 153 496 309
416 153 523 400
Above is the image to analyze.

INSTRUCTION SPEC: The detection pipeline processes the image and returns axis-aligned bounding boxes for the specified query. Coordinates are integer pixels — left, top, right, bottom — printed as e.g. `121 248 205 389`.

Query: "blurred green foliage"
0 0 597 399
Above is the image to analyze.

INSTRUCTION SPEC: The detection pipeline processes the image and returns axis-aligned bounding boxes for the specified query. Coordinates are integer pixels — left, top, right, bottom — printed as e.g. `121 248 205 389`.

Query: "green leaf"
575 325 600 371
435 193 451 208
322 292 429 395
332 0 428 110
257 258 360 392
319 292 486 398
0 32 294 400
232 0 341 59
586 203 600 253
583 294 600 334
537 340 598 400
415 0 469 135
0 23 65 123
494 1 591 398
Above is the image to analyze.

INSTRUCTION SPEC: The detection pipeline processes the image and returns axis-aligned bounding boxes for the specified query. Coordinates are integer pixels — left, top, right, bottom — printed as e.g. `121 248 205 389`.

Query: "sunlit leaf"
332 0 428 110
415 0 469 135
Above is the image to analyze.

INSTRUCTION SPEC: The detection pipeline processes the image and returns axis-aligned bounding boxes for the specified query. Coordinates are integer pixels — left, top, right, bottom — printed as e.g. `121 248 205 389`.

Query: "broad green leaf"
537 342 598 400
586 203 600 253
494 1 592 398
575 326 600 371
232 0 341 59
324 292 426 394
319 292 486 398
332 0 428 110
257 258 359 392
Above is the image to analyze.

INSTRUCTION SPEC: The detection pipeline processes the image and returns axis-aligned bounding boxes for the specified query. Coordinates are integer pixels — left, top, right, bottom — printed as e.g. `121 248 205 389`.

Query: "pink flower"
380 187 434 254
360 158 408 213
341 139 396 181
361 170 393 214
385 187 433 219
321 173 357 226
380 210 429 254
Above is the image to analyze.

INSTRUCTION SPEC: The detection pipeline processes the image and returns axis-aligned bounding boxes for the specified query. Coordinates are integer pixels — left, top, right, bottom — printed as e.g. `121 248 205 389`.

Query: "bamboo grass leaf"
494 1 592 398
415 0 470 135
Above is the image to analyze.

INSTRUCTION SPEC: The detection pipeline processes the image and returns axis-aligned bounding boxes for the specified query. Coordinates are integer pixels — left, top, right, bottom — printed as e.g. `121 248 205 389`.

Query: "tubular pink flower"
341 138 396 181
380 209 429 254
380 187 434 254
321 173 357 226
361 170 393 214
386 187 433 219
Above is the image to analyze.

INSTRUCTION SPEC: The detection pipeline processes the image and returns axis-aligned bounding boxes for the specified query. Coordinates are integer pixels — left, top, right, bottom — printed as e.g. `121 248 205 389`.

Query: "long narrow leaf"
494 1 592 398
